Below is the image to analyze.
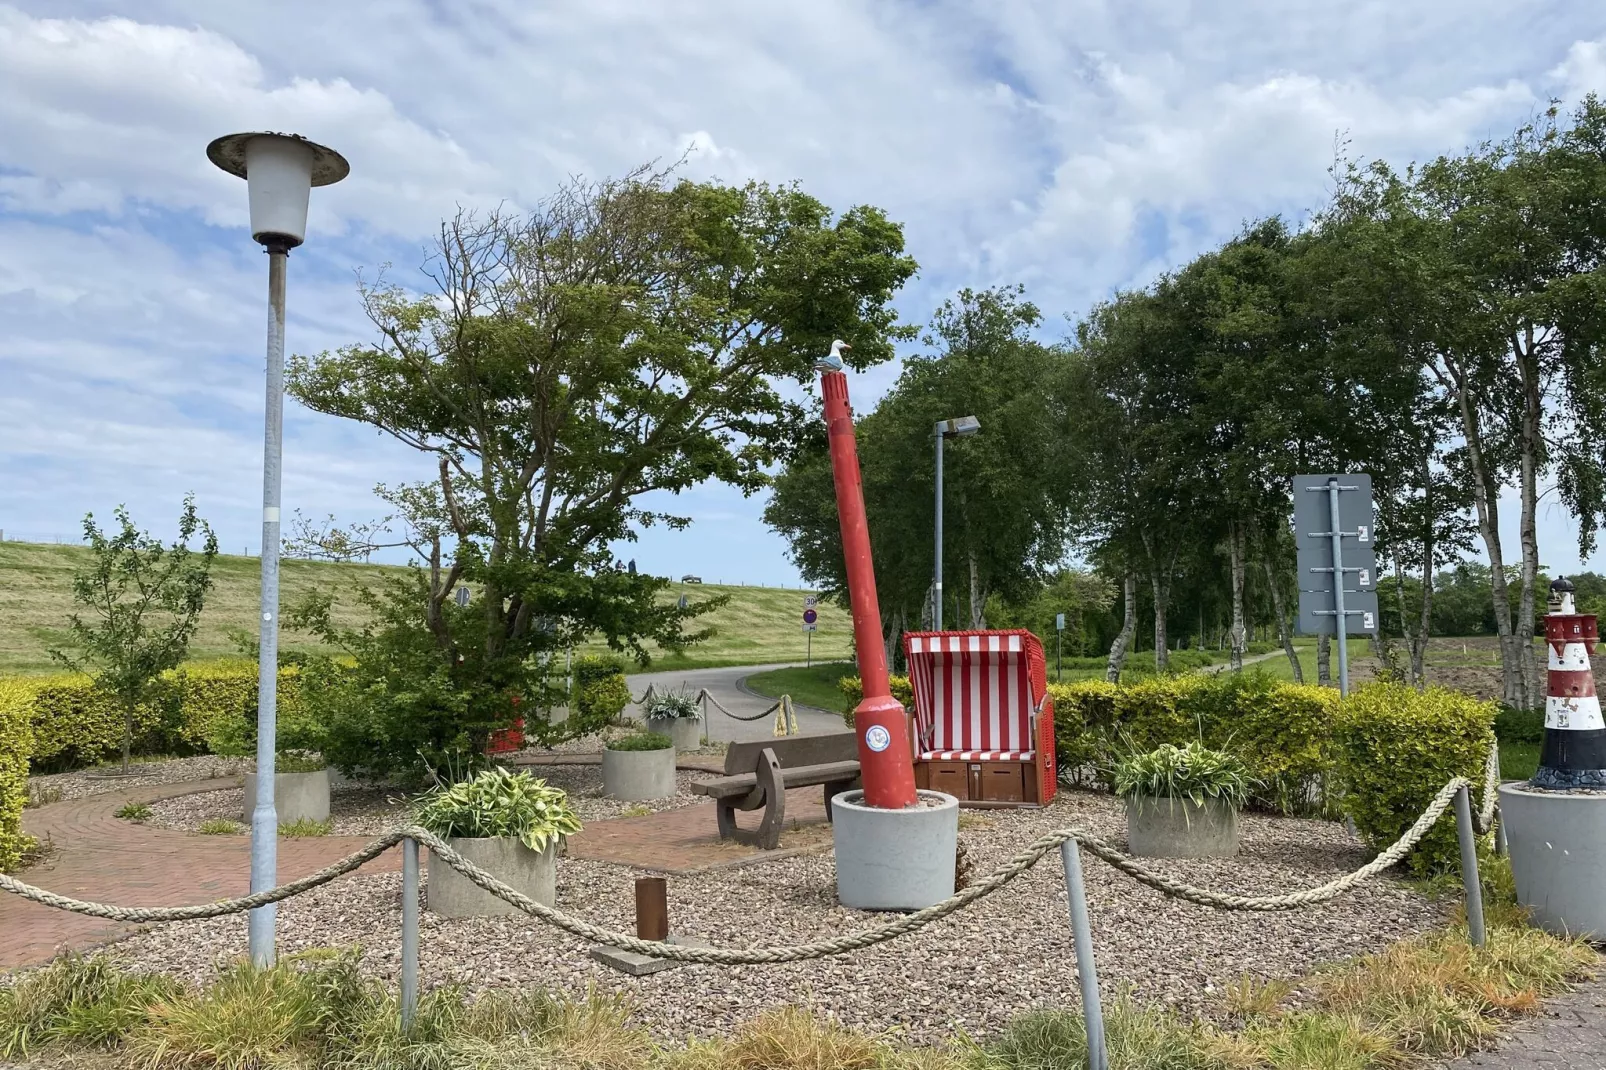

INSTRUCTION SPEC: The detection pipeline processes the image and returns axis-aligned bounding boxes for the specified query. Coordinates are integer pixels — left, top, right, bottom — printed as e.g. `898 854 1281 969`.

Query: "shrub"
1335 683 1497 875
571 655 631 734
1112 740 1254 810
0 680 34 870
1051 672 1337 811
606 731 672 752
1494 704 1544 744
275 752 328 774
412 767 582 852
835 674 914 727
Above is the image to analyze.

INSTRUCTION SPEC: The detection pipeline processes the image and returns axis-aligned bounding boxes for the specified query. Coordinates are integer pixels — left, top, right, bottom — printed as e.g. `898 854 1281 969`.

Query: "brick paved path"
1446 980 1606 1070
2 767 831 969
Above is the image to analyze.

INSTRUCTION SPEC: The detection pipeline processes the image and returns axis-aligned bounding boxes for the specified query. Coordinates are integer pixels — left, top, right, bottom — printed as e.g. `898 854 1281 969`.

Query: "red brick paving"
2 766 831 969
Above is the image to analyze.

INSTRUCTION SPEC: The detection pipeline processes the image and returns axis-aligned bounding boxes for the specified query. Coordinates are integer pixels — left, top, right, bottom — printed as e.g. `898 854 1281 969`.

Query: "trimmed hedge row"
8 663 304 772
0 679 34 870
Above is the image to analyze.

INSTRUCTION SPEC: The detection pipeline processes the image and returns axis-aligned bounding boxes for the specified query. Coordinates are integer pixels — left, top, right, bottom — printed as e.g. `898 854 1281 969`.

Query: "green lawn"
0 541 848 676
743 661 856 713
1499 742 1541 781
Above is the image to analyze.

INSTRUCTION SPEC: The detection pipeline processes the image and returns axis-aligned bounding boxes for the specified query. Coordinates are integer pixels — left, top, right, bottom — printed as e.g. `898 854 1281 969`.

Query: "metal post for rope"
1453 785 1485 947
401 837 420 1028
1495 813 1507 857
1059 839 1107 1070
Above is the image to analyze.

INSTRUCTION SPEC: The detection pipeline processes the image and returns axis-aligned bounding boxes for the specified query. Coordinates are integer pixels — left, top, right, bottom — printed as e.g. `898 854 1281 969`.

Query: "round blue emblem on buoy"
865 725 891 752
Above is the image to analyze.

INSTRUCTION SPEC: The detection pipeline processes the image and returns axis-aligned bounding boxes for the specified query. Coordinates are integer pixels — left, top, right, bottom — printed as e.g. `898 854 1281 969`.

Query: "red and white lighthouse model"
1533 576 1606 790
816 340 919 809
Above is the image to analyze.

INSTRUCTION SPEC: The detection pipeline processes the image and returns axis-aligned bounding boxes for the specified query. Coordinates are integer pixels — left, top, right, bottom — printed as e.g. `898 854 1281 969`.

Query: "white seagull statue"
815 338 851 372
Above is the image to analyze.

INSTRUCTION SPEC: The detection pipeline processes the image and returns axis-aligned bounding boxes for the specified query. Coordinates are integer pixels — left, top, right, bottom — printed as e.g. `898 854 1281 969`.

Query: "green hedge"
1049 673 1339 812
10 663 304 772
0 680 35 871
570 655 630 735
835 675 914 728
1335 683 1496 875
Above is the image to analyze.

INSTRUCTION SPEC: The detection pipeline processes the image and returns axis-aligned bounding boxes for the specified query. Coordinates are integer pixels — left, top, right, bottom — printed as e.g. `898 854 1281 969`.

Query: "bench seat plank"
691 760 861 798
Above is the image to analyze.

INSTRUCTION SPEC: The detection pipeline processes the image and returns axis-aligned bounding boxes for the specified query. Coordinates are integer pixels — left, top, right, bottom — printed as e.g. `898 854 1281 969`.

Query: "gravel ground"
27 756 253 803
103 791 1446 1044
142 763 710 834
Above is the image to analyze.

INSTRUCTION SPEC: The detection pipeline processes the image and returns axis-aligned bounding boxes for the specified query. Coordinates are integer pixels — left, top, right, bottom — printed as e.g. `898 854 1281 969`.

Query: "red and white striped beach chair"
903 630 1057 807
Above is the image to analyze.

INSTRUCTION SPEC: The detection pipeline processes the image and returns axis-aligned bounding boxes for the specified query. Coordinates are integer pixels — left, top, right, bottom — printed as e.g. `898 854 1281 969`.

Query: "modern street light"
207 131 349 966
933 415 980 631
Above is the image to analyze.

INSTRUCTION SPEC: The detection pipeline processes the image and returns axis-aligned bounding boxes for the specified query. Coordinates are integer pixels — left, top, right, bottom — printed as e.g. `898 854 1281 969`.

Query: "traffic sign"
803 608 818 625
1055 613 1065 631
804 595 818 609
802 622 817 632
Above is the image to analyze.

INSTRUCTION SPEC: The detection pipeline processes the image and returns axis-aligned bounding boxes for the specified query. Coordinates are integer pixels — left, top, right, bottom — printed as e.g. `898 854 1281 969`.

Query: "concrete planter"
646 716 701 751
1126 796 1239 858
243 768 331 824
1499 783 1606 938
602 745 676 800
832 790 959 911
426 836 557 918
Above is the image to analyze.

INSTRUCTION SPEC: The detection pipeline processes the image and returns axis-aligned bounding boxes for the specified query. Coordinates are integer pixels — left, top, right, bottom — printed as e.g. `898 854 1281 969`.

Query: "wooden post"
635 877 668 941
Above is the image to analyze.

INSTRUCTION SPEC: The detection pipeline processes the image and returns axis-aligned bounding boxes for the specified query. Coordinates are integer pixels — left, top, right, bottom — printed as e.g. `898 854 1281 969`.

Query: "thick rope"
1 772 1478 963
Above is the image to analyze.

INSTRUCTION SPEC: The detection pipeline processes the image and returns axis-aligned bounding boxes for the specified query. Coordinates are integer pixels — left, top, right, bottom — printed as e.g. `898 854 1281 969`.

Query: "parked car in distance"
681 574 702 584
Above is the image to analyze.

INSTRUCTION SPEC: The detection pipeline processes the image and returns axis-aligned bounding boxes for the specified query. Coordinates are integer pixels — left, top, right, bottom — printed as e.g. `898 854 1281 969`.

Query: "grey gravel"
27 756 253 803
142 764 709 834
102 791 1446 1044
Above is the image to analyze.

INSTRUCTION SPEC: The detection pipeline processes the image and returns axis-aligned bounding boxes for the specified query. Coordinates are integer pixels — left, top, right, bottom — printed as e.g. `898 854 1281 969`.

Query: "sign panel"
802 622 817 633
803 608 818 625
1293 473 1379 637
1055 613 1066 632
804 595 818 609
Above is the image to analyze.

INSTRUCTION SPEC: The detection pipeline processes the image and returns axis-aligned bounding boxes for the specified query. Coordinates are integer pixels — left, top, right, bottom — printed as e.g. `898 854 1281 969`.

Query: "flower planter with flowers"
1115 740 1253 858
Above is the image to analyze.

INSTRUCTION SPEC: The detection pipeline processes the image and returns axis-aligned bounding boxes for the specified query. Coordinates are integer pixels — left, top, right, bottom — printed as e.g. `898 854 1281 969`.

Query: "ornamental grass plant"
645 689 701 720
411 767 581 853
1111 740 1255 810
606 732 673 752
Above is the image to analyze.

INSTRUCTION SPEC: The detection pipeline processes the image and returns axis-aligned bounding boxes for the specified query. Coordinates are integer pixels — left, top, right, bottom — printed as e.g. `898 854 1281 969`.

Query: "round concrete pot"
602 745 676 800
242 768 331 824
426 836 557 918
1499 782 1606 938
1125 795 1239 858
831 790 959 911
646 716 701 751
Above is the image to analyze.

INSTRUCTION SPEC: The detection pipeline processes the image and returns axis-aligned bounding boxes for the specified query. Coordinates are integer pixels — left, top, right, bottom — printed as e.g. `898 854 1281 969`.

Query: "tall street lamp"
207 131 349 966
933 416 980 631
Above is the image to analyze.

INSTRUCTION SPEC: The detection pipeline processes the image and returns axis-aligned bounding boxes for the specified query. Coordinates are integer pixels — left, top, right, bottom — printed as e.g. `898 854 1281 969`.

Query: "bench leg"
754 749 786 850
822 777 860 822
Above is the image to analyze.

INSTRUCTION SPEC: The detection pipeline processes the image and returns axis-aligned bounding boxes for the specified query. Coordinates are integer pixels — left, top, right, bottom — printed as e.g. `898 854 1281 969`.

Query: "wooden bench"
690 734 861 850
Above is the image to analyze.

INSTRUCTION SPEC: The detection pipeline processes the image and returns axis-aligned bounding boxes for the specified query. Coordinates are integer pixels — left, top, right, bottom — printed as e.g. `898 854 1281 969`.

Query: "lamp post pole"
932 416 979 632
208 131 348 966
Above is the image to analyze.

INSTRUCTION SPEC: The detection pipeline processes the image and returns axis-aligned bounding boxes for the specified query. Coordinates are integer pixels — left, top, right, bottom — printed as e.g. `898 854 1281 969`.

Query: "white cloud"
3 3 1606 577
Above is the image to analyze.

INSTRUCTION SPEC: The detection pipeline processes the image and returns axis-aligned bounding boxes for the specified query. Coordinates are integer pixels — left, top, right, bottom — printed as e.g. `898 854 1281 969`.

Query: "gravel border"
27 756 253 804
101 791 1445 1044
140 763 710 835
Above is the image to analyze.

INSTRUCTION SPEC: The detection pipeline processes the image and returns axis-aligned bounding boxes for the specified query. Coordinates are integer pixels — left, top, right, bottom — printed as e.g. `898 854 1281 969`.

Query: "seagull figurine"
814 338 851 372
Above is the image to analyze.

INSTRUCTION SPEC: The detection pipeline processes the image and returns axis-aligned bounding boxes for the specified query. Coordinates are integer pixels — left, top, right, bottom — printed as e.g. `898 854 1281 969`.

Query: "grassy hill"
0 541 846 676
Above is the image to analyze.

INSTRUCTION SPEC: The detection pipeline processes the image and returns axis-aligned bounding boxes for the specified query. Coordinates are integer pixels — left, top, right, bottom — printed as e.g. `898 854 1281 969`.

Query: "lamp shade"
206 132 349 248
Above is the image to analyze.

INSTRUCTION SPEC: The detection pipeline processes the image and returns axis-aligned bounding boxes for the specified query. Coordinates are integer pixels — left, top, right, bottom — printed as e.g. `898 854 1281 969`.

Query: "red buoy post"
820 365 919 809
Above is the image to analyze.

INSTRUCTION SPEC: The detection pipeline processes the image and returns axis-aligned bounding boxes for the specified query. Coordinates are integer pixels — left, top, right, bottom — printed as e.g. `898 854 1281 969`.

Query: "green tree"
50 499 218 773
287 167 917 771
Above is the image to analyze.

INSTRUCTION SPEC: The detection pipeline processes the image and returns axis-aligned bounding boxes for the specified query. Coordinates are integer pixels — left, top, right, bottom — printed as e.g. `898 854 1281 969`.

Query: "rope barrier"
0 756 1499 963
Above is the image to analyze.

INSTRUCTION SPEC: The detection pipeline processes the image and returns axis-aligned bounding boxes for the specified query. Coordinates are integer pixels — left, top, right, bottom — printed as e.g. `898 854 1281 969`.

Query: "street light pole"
207 132 348 966
932 416 980 632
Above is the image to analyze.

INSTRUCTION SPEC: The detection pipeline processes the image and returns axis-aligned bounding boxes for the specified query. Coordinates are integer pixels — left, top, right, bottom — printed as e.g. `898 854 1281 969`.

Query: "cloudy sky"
2 2 1605 585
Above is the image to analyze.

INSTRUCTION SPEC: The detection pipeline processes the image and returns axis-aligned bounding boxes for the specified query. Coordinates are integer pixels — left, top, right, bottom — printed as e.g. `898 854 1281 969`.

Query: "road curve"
624 662 848 743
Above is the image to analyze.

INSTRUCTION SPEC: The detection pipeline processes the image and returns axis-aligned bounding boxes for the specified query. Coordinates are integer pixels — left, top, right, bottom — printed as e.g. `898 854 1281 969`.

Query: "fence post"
1059 839 1108 1070
401 837 420 1028
1495 811 1507 857
1453 785 1486 948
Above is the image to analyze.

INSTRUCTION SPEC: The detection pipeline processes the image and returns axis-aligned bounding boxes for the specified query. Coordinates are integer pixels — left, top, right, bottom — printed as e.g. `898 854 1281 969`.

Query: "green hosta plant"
645 689 700 720
411 767 581 852
1112 740 1254 810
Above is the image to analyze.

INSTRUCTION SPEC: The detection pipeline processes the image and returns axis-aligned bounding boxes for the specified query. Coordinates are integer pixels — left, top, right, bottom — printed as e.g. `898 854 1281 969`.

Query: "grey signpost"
1294 474 1378 696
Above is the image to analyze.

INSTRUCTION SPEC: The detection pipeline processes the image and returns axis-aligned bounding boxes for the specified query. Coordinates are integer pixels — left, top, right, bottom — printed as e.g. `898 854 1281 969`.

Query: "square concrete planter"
243 768 331 824
602 745 676 800
646 715 702 751
426 836 557 918
1125 796 1238 858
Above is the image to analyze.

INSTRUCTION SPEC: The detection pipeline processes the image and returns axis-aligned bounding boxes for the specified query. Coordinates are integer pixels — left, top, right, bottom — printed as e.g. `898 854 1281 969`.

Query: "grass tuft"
197 819 245 835
25 783 64 808
0 953 182 1059
116 801 153 822
279 818 333 838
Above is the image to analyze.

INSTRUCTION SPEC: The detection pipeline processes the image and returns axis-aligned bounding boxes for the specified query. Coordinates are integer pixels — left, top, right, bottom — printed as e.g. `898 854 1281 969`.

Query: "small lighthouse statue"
1532 576 1606 790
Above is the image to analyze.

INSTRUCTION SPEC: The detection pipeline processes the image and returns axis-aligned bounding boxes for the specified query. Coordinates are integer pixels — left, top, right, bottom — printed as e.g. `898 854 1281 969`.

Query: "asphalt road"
624 662 849 744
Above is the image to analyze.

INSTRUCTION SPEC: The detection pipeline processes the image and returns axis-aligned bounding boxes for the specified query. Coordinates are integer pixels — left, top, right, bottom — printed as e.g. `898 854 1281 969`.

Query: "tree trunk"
967 551 985 630
1105 573 1138 683
1262 560 1302 683
1317 633 1332 686
1413 557 1433 690
1196 607 1206 652
122 697 134 775
1228 521 1247 672
1453 369 1521 706
1151 572 1170 673
1515 326 1542 709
